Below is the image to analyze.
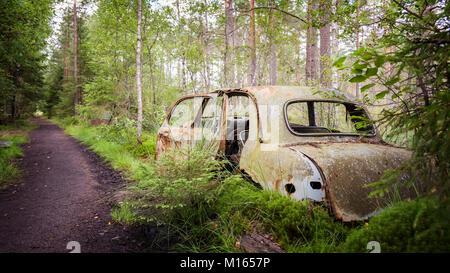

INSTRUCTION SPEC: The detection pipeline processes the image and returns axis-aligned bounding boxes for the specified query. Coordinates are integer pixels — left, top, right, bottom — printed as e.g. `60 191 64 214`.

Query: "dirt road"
0 118 161 253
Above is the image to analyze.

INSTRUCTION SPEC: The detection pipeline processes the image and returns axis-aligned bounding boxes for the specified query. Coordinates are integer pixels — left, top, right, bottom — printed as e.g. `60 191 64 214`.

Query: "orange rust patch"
274 179 282 192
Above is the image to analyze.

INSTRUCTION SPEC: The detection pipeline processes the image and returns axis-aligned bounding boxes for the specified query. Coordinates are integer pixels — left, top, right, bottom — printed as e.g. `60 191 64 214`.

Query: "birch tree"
73 0 79 115
136 0 143 142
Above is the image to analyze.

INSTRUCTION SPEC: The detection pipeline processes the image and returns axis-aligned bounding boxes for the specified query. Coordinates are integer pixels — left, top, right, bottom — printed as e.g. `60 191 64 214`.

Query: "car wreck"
155 86 414 222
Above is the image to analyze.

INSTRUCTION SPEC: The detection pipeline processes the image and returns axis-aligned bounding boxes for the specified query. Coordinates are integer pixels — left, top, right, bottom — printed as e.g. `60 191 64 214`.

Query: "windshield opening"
285 100 375 136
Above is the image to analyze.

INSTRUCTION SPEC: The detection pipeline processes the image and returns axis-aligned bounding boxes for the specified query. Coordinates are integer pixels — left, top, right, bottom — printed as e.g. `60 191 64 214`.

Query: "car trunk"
289 142 413 221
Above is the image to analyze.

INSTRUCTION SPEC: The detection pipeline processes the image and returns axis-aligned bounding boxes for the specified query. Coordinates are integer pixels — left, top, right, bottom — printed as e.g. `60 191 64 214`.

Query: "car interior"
224 95 251 166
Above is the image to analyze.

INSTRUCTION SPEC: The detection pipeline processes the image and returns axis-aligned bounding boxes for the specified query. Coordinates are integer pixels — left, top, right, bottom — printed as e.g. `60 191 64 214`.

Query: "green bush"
122 148 227 226
99 117 136 145
126 134 156 158
59 116 80 127
342 198 450 253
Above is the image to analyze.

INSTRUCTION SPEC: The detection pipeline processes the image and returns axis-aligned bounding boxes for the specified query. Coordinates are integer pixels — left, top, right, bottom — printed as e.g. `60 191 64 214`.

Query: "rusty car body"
155 86 413 222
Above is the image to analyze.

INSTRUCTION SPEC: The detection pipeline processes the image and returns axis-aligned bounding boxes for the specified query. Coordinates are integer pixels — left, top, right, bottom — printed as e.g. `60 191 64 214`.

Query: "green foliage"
43 5 91 119
121 148 227 225
59 116 81 127
0 137 23 188
128 135 156 158
342 198 450 253
333 0 450 198
0 0 52 120
0 0 53 122
111 204 139 225
0 120 33 189
99 118 137 145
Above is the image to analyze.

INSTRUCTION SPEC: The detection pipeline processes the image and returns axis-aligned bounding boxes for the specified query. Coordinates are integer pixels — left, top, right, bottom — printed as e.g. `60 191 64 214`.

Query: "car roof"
212 86 358 105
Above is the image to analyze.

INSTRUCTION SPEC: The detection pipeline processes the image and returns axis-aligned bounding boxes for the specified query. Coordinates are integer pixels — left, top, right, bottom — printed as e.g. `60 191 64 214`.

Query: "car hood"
287 142 412 221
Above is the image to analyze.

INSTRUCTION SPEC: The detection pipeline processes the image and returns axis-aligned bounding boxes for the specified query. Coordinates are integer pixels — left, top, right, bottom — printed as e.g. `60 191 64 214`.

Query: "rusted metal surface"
155 94 221 160
156 86 414 222
288 143 411 221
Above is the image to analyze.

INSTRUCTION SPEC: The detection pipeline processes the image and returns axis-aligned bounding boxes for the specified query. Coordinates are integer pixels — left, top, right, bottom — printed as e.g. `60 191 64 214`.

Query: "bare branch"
392 0 423 20
241 6 307 24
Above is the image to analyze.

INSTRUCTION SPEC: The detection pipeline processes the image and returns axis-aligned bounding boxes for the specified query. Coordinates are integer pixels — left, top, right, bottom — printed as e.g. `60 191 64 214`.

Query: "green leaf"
385 77 400 86
333 56 347 67
375 90 390 99
349 75 367 83
351 68 363 74
361 83 376 93
365 67 378 77
362 53 373 61
374 56 386 67
353 47 364 56
353 62 368 70
391 93 400 99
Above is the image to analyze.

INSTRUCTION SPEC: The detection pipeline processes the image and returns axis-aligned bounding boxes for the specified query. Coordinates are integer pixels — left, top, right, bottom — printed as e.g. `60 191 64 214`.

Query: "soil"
0 118 167 253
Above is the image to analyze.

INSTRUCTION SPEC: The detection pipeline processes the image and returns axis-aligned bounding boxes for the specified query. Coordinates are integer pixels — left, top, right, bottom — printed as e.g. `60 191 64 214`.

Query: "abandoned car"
155 86 413 222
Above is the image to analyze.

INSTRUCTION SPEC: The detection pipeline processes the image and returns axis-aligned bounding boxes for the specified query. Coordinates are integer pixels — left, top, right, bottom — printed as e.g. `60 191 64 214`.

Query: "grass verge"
0 120 36 190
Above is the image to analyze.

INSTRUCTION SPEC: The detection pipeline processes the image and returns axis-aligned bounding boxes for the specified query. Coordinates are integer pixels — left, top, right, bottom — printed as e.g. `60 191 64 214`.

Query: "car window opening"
286 101 374 135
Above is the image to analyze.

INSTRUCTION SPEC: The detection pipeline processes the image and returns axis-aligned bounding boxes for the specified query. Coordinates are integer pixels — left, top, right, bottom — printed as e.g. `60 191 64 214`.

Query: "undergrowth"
0 120 35 189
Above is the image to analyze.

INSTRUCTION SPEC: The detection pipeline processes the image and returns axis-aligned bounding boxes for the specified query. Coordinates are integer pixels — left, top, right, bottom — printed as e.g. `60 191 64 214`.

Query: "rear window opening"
285 100 375 136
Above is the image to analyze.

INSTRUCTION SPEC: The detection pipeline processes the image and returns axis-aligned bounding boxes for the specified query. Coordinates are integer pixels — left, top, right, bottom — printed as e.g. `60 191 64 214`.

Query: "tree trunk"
306 0 318 85
10 95 16 121
176 0 187 95
320 0 331 87
331 0 340 86
124 23 131 112
149 53 156 104
247 0 256 86
204 0 211 91
73 0 78 115
224 0 234 87
269 2 277 85
63 24 68 81
136 0 143 142
331 24 339 85
355 0 360 98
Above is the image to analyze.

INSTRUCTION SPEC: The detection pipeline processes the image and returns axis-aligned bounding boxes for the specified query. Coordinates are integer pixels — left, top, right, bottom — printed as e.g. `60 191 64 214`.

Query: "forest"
0 0 449 254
